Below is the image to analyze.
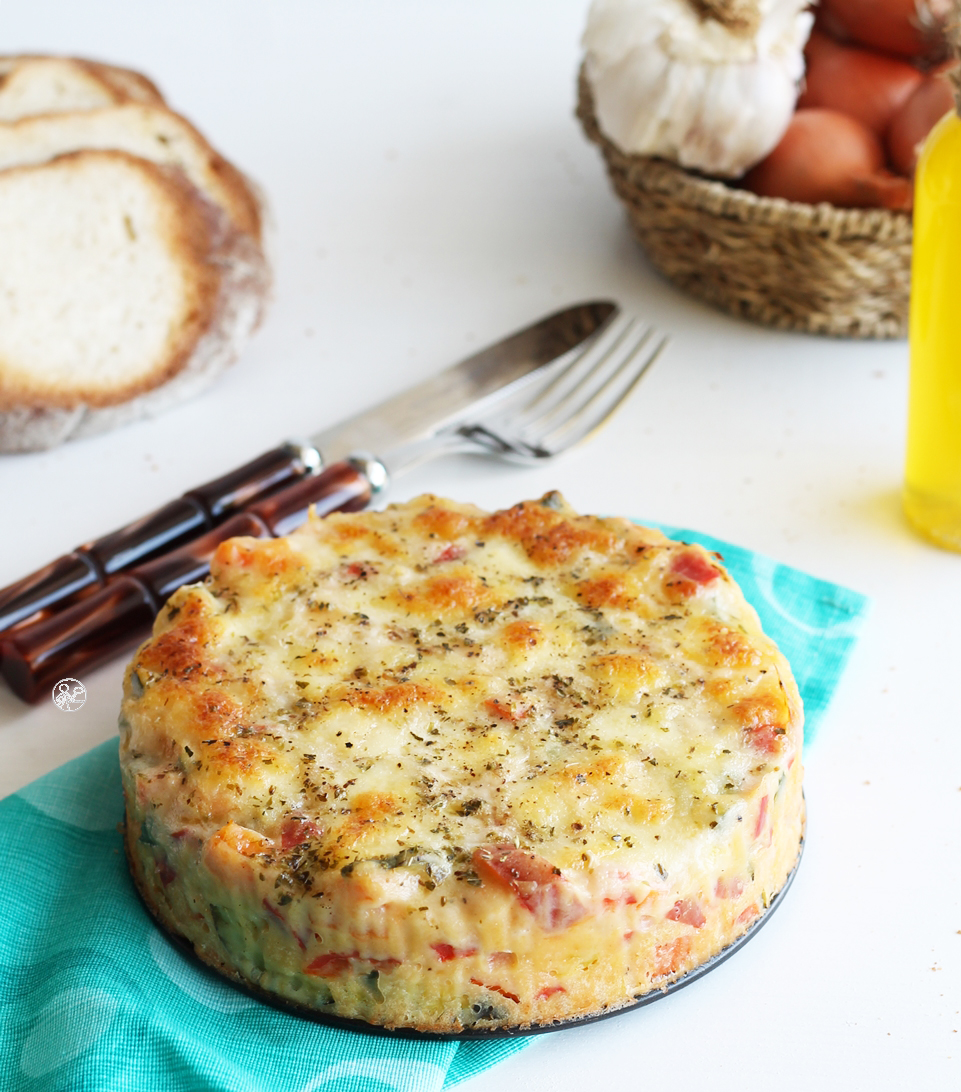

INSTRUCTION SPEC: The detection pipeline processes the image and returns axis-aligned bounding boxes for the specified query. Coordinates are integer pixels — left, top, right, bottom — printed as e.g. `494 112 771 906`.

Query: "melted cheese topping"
121 493 804 1031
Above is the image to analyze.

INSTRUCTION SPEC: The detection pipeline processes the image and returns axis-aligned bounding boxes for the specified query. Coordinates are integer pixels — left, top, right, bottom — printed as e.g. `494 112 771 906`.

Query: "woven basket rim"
576 65 913 244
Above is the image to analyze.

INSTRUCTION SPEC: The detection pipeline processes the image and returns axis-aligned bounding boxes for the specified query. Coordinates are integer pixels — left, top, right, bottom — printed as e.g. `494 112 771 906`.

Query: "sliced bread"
83 59 164 106
0 150 269 452
0 55 163 121
0 56 125 119
0 103 262 239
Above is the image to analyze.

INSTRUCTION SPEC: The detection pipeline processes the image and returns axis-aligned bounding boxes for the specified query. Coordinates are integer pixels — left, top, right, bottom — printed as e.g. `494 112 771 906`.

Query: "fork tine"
516 321 667 456
514 314 644 423
517 319 651 437
451 312 667 464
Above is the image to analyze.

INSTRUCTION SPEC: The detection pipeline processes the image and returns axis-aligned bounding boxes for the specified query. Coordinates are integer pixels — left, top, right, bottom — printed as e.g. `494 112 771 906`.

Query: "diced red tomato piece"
484 698 531 722
431 942 478 962
368 957 400 971
535 985 566 1000
488 950 516 967
602 891 638 910
470 977 520 1003
303 950 397 976
473 845 588 931
747 724 783 755
715 877 745 900
670 549 720 585
754 795 769 840
653 936 692 977
434 544 467 563
732 698 787 756
665 898 706 928
474 844 558 889
737 904 760 926
338 561 377 582
281 817 323 850
305 952 357 977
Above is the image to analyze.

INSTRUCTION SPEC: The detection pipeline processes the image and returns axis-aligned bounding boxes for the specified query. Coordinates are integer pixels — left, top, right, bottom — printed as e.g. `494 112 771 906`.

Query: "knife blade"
308 300 618 465
0 300 618 637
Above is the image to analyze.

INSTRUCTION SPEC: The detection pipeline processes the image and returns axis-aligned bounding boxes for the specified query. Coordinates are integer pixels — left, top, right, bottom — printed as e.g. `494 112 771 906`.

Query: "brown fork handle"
0 459 372 703
0 443 316 636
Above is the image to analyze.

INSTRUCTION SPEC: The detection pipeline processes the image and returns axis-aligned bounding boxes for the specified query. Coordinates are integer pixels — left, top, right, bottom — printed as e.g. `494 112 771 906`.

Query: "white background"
0 2 957 1088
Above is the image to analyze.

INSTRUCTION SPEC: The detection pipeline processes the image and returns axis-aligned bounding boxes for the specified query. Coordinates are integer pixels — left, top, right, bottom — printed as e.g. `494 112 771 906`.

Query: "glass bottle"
904 106 961 550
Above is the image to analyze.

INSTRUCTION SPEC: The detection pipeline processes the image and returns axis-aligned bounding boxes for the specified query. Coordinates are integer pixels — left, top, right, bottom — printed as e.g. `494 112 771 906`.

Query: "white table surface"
0 2 958 1088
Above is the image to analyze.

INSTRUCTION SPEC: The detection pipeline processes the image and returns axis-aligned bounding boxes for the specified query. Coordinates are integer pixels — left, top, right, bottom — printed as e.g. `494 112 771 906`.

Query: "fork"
0 315 666 702
377 314 666 475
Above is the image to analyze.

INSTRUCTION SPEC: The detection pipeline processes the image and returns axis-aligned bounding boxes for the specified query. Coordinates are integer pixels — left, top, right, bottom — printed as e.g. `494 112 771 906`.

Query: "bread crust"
0 103 263 240
80 59 165 106
120 494 805 1033
0 54 164 112
0 150 269 449
0 57 257 237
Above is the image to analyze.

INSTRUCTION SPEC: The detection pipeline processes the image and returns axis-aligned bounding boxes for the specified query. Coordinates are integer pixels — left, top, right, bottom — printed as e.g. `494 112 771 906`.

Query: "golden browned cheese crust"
120 493 804 1032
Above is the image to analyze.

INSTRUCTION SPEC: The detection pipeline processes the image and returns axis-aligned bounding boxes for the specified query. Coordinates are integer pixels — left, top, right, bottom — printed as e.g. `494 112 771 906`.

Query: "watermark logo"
53 678 87 712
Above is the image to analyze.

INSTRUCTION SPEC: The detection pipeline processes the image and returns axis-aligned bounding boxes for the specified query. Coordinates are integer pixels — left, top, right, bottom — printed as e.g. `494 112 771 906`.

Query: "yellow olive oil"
904 109 961 550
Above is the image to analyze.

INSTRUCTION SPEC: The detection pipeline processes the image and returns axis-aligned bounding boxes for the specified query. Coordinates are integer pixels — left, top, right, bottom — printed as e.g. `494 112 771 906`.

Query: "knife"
0 300 617 639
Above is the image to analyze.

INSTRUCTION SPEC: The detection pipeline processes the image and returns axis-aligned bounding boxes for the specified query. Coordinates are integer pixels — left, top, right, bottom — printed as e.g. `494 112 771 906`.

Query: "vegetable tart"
119 493 805 1033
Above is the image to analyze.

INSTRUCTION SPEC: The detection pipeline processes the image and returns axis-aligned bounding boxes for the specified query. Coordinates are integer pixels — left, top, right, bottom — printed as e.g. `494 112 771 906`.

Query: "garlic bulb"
582 0 814 177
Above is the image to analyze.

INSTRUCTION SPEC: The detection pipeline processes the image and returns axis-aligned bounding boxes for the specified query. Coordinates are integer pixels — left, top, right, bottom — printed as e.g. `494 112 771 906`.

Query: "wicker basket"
576 68 913 339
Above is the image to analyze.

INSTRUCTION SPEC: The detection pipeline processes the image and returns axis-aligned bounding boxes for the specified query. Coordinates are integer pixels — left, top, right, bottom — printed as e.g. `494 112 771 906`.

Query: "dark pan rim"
129 830 804 1040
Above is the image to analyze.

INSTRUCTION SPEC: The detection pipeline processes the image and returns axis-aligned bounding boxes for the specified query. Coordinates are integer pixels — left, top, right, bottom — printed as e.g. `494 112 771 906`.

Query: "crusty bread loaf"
0 103 261 239
0 56 163 121
0 150 268 452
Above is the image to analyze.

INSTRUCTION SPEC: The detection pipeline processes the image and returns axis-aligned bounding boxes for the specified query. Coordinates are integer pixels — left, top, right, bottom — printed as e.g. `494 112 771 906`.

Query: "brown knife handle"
184 442 320 522
0 459 374 703
136 458 373 600
1 578 159 704
249 456 374 535
0 511 271 704
0 443 316 636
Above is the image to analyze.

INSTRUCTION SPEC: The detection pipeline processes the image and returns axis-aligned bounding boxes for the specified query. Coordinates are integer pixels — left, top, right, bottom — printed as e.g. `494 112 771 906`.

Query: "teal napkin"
0 530 867 1092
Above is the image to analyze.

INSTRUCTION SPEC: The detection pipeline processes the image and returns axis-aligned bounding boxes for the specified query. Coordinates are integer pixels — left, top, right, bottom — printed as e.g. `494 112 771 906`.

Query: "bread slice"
0 103 261 239
0 150 269 452
83 60 164 106
0 57 124 119
0 56 163 121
